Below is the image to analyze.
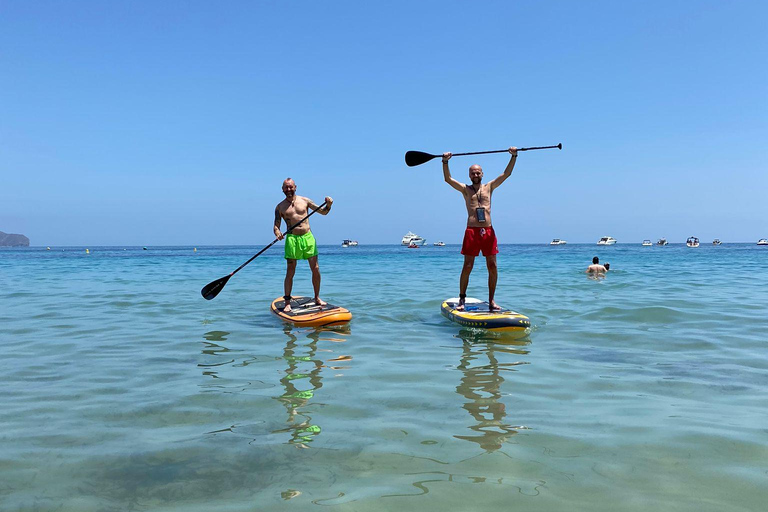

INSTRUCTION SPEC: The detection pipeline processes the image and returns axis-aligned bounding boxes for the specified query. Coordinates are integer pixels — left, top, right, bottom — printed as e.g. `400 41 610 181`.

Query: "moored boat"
550 239 567 245
401 231 426 246
642 240 652 246
657 238 668 246
597 236 617 245
758 239 768 246
712 239 722 246
686 237 700 248
433 241 445 246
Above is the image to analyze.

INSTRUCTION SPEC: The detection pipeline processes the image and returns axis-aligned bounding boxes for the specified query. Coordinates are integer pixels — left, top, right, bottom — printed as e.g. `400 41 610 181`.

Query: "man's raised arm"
306 196 333 216
442 153 465 193
489 147 518 191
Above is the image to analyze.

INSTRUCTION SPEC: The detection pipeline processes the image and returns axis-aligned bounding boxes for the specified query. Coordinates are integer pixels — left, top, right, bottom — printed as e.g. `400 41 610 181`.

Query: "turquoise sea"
2 243 767 511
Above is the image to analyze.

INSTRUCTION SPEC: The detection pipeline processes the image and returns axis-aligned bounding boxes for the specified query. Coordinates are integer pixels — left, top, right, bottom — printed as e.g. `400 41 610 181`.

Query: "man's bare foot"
314 297 327 307
283 303 292 313
456 299 465 311
489 301 502 311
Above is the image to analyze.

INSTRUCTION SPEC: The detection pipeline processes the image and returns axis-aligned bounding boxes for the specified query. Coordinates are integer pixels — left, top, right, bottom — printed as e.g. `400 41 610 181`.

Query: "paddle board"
270 296 352 327
441 297 530 335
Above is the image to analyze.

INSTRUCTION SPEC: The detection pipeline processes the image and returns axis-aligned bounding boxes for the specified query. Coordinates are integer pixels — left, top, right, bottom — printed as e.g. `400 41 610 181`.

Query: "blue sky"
2 0 766 245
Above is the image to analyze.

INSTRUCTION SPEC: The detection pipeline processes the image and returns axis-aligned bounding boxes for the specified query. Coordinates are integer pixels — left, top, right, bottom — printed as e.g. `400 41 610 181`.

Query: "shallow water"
2 244 767 511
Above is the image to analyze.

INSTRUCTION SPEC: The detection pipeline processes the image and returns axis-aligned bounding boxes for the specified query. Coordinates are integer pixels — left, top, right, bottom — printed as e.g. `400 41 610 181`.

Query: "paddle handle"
229 201 328 277
452 144 562 157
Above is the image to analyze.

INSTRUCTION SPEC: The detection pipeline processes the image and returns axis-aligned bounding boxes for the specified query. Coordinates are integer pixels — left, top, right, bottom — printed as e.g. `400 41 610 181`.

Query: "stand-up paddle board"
441 297 530 336
271 296 352 328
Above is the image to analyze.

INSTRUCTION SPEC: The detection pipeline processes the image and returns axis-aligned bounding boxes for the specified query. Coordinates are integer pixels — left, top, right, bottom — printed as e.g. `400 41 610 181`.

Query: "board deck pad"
441 297 530 334
271 296 352 327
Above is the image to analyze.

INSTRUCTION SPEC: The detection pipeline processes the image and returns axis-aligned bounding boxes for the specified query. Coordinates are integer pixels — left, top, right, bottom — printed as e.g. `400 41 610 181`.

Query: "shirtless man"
274 178 333 312
442 147 518 311
586 256 609 274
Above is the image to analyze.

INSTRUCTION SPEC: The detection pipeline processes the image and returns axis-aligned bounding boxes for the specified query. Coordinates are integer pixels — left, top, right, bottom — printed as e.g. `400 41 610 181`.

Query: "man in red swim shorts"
442 147 518 311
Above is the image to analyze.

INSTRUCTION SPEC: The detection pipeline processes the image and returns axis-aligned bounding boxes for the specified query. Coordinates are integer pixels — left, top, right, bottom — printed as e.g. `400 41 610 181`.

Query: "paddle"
201 201 328 300
405 143 562 167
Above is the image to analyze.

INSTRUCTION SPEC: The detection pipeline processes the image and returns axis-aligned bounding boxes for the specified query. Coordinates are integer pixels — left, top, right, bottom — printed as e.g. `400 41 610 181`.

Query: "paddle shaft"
228 201 328 278
450 144 562 158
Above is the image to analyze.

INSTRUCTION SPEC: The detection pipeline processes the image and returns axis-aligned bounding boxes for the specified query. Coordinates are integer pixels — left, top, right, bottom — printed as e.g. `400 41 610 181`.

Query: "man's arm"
273 206 284 240
489 147 518 191
442 153 465 193
306 196 333 216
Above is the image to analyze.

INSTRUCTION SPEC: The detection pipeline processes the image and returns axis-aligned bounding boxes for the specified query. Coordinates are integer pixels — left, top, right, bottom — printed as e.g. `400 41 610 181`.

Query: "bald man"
274 178 333 313
442 147 518 311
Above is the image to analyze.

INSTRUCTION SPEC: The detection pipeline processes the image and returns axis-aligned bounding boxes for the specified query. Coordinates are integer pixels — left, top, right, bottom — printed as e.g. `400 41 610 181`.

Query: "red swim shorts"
461 226 499 257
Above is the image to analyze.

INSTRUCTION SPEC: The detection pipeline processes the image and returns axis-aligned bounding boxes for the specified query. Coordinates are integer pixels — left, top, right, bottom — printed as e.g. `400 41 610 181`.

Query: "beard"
471 176 482 184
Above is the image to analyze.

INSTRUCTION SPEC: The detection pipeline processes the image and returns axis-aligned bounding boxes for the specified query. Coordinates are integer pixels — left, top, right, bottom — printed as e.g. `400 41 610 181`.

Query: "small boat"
401 231 426 246
642 240 652 246
341 239 359 247
657 238 668 246
686 237 700 248
408 241 420 249
712 239 722 246
597 236 617 245
550 239 567 245
758 239 768 246
433 241 445 246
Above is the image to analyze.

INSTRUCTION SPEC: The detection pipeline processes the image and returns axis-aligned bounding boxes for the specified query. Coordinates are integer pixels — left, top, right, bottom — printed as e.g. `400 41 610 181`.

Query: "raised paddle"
405 143 562 167
201 201 328 300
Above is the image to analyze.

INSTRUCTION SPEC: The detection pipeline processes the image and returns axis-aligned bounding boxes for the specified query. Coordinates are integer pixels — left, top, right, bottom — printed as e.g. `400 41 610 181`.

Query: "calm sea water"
2 243 767 511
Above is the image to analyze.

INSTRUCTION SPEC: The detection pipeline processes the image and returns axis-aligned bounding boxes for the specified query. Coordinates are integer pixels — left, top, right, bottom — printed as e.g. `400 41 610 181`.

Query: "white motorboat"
642 240 652 246
757 239 768 246
550 239 567 245
712 239 722 246
657 238 668 246
686 237 700 248
597 236 617 245
433 241 445 246
401 231 426 246
341 239 359 247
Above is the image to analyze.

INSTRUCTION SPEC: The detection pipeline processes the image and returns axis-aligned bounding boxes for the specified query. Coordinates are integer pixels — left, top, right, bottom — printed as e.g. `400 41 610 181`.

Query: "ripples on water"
1 244 767 511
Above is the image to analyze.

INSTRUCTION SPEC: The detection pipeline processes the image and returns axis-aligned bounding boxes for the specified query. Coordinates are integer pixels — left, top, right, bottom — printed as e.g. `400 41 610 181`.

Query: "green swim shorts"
284 231 318 260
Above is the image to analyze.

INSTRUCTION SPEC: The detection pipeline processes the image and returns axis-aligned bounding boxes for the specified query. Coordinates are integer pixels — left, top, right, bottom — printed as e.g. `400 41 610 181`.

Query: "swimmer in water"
586 256 609 274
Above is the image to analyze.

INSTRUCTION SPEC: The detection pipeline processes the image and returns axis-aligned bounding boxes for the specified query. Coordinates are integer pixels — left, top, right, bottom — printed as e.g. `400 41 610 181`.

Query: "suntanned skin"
443 147 518 311
273 178 333 312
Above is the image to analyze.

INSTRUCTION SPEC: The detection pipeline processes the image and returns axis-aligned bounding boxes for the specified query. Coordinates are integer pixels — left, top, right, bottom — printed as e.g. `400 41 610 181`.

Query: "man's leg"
308 256 326 306
283 259 297 312
458 255 475 310
486 254 500 310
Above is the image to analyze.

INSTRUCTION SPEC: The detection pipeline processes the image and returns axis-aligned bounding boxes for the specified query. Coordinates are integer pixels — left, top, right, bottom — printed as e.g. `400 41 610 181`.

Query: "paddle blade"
201 274 231 300
405 151 438 167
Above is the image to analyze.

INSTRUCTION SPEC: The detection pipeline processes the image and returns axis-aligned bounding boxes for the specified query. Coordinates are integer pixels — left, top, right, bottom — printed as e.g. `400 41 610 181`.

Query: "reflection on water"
273 325 351 448
454 329 531 452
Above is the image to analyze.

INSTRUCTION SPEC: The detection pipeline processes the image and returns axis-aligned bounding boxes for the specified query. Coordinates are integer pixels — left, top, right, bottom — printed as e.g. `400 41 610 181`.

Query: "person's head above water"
469 165 483 185
282 178 296 198
604 262 610 270
592 256 599 264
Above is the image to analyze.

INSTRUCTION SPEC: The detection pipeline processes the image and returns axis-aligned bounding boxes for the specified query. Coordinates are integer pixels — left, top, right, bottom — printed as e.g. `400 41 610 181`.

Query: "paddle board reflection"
273 325 352 448
454 329 531 452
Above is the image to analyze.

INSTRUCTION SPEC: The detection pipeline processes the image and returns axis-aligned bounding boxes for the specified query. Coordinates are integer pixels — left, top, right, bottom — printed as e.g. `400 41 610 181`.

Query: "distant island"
0 231 30 247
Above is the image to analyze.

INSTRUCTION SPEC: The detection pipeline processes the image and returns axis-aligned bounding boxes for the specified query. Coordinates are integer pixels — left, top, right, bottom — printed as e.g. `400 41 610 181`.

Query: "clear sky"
2 0 766 246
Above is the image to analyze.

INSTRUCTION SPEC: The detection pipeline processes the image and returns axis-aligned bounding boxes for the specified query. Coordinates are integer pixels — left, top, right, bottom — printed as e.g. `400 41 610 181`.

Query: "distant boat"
642 240 652 246
550 239 567 245
341 239 359 247
401 231 426 246
712 239 722 246
407 241 420 249
657 238 668 246
433 241 445 246
597 236 617 245
758 239 768 246
686 237 700 248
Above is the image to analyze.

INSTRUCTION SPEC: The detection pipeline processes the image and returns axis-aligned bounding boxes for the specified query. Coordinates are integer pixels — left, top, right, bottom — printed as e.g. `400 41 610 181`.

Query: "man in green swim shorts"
274 178 333 313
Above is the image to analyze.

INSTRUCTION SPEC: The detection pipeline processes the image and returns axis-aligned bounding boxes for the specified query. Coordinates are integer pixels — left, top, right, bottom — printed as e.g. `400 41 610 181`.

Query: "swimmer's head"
592 256 599 264
604 263 610 270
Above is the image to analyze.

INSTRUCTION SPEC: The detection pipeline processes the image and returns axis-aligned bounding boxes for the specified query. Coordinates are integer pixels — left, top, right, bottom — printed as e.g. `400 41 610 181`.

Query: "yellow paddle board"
441 297 530 336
